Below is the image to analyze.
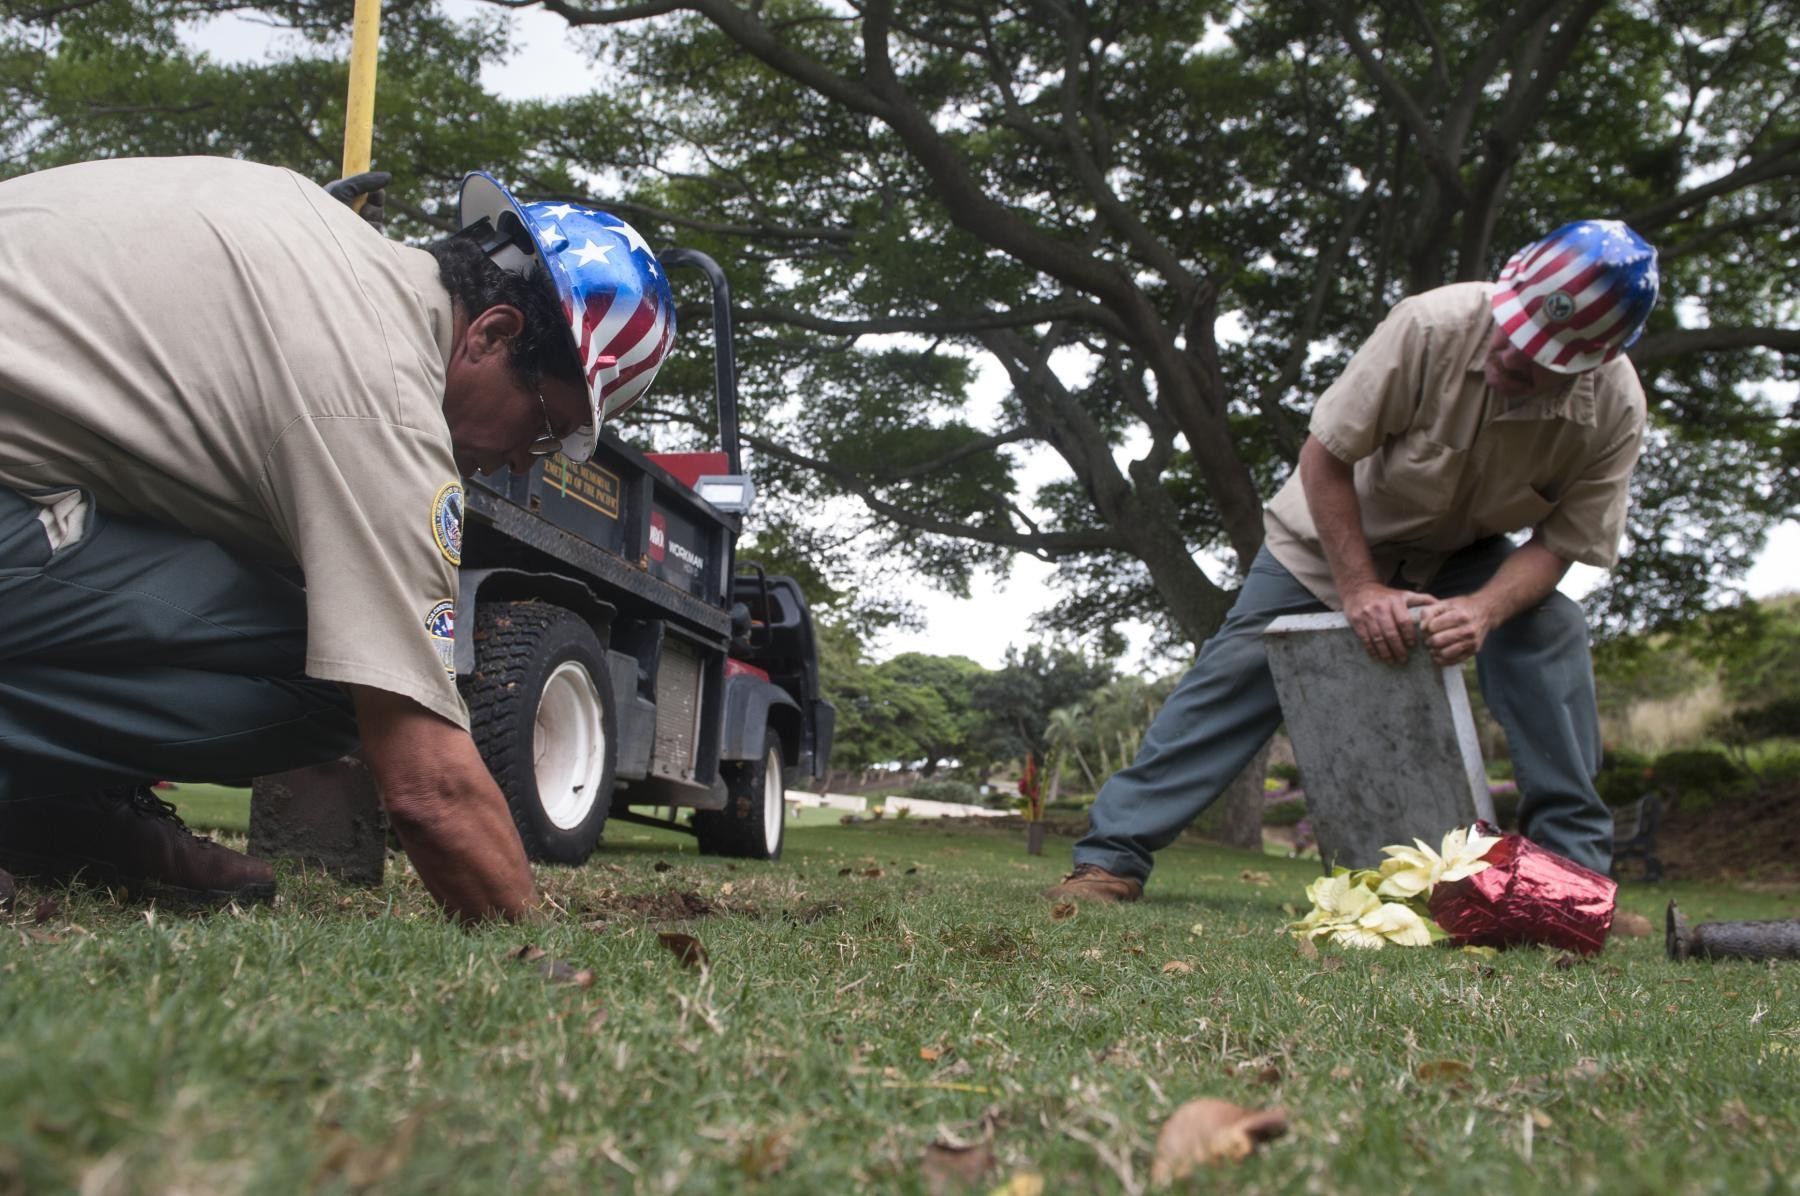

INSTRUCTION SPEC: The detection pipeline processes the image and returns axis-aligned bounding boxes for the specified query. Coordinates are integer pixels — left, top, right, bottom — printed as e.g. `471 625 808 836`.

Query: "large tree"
5 0 1794 649
521 0 1799 644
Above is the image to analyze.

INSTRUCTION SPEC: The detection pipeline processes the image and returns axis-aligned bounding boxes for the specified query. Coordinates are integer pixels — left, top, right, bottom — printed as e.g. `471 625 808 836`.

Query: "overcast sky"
184 3 1799 671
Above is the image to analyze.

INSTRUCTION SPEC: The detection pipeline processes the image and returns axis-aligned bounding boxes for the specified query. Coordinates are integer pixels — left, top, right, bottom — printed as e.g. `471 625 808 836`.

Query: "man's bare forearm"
1299 435 1430 661
350 686 539 923
1472 536 1570 623
1298 436 1379 595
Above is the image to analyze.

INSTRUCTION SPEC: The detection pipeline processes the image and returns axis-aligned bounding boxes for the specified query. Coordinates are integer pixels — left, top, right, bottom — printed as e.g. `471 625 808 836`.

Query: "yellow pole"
340 0 382 211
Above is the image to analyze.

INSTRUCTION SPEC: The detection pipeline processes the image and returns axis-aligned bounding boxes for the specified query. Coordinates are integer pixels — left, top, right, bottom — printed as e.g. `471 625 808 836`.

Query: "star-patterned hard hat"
1491 219 1659 375
458 172 677 461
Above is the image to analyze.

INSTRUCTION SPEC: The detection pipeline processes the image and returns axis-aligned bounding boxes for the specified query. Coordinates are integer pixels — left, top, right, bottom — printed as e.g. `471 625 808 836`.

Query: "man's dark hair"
426 234 583 391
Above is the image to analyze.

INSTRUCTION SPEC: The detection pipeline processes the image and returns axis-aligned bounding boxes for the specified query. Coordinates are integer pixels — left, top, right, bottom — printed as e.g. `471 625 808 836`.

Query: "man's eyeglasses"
527 391 563 458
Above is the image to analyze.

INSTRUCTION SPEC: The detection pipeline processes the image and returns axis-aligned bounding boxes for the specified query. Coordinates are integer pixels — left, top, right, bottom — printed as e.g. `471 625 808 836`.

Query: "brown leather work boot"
0 788 275 909
1044 863 1143 903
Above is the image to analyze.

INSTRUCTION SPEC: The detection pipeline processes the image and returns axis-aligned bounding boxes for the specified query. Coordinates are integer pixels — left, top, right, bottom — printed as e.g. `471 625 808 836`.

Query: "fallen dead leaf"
919 1044 947 1062
311 1110 427 1190
922 1140 995 1193
1296 937 1319 960
1415 1060 1472 1084
1552 952 1584 970
1239 870 1273 887
653 861 674 873
735 1130 791 1179
1320 955 1345 973
1150 1098 1287 1185
1189 922 1205 938
1612 910 1654 939
1049 902 1077 922
862 867 885 879
584 1007 609 1034
509 945 595 987
1081 948 1104 961
987 1174 1045 1196
1161 960 1194 975
657 931 709 969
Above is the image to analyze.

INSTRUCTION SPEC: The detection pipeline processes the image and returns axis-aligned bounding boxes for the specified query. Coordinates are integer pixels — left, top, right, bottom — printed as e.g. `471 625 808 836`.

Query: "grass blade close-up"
3 790 1796 1195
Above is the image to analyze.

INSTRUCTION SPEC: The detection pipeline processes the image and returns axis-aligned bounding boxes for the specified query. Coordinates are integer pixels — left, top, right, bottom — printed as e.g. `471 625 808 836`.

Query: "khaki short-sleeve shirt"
1262 282 1646 607
0 156 468 728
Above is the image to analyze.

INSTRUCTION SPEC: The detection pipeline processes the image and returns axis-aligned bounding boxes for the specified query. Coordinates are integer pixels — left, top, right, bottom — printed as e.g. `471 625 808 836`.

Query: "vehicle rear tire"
461 601 615 864
694 728 785 860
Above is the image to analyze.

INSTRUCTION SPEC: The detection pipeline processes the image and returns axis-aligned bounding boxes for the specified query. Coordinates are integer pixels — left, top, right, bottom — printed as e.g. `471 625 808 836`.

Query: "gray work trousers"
1075 540 1611 882
0 487 358 799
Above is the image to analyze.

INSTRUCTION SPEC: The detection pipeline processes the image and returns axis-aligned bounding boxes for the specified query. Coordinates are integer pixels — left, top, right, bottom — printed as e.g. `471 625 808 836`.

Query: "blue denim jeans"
1074 541 1610 884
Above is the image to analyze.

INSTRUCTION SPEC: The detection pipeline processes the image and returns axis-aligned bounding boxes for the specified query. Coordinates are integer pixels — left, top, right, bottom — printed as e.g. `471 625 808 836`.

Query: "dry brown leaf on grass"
919 1044 948 1062
1239 870 1273 887
1049 902 1078 922
1612 910 1654 938
1161 960 1193 975
1150 1099 1287 1185
987 1174 1045 1196
1415 1060 1473 1084
735 1130 792 1179
311 1110 427 1191
657 931 710 969
921 1140 995 1193
509 945 595 987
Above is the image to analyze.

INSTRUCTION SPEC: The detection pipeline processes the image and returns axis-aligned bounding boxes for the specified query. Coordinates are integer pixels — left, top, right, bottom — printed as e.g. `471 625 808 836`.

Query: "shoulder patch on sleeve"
425 599 456 676
431 481 463 566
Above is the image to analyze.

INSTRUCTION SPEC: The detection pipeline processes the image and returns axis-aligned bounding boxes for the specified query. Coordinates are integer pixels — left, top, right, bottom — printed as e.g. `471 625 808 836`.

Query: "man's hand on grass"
1341 581 1433 663
1418 595 1496 667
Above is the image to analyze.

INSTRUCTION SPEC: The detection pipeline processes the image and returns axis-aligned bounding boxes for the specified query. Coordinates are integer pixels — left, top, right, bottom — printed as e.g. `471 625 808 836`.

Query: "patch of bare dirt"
579 889 724 921
1655 781 1800 885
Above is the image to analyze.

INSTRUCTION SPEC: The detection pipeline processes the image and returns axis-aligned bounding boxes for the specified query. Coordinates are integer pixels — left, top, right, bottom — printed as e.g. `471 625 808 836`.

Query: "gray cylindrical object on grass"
1666 901 1800 962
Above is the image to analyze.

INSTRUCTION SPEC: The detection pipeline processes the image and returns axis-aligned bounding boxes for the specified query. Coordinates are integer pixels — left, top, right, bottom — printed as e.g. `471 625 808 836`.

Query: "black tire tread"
694 729 784 861
459 601 611 863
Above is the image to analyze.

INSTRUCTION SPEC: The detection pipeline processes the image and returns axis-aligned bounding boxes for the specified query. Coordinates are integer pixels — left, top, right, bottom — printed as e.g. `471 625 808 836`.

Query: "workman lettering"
667 539 703 571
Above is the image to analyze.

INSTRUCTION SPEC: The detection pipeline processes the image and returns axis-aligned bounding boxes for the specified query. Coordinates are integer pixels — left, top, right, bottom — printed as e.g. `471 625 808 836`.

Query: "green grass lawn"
3 813 1796 1194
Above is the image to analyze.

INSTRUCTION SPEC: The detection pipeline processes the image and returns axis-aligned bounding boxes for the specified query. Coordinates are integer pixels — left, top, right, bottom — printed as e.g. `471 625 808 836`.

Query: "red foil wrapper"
1427 831 1618 955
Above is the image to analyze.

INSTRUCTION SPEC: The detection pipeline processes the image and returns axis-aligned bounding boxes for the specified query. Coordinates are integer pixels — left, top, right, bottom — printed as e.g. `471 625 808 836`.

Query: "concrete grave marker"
248 755 388 884
1262 612 1494 871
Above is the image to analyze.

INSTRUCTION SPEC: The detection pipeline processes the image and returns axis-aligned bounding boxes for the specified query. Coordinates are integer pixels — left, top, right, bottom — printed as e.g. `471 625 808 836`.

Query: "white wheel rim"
534 661 606 830
762 744 784 850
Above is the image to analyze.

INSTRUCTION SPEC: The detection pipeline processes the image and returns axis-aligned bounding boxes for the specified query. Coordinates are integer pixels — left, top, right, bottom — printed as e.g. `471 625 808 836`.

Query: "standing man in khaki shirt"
1050 221 1660 903
0 157 676 922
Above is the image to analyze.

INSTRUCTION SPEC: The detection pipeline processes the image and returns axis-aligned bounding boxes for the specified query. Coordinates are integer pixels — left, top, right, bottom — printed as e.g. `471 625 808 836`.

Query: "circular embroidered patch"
431 482 463 566
425 600 456 677
1542 290 1576 322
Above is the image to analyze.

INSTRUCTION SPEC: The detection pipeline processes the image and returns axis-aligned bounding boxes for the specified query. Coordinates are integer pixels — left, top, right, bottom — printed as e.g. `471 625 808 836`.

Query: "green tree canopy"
5 0 1794 651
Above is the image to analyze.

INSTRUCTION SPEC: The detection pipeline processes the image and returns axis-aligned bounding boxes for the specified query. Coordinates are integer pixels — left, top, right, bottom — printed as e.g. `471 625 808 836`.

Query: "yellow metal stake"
340 0 382 211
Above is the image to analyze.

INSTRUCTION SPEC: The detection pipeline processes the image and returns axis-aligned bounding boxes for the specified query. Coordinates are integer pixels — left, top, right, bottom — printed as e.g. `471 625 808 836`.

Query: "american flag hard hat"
1490 220 1658 375
458 172 677 462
